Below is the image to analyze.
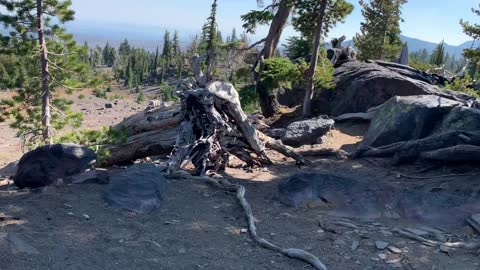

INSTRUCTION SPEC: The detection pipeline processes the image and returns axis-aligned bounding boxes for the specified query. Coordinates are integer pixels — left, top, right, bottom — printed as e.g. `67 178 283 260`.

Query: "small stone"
82 214 90 220
63 204 73 209
240 228 248 233
386 258 402 264
67 212 74 216
105 103 114 109
387 246 402 254
378 253 387 260
55 178 64 187
334 239 347 246
351 240 360 251
375 241 389 250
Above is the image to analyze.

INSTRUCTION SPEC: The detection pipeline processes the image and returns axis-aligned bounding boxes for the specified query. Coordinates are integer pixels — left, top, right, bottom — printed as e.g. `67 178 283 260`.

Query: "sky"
65 0 479 46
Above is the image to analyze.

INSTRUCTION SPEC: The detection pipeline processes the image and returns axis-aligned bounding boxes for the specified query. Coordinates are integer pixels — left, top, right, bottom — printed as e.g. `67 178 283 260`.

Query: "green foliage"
261 58 299 91
137 92 146 103
56 127 128 166
461 4 480 60
292 0 354 41
409 58 434 72
92 88 107 99
283 36 312 60
241 10 275 34
0 0 91 143
430 40 445 66
78 93 86 99
444 75 479 99
296 52 336 91
353 0 408 61
159 83 177 102
238 85 260 114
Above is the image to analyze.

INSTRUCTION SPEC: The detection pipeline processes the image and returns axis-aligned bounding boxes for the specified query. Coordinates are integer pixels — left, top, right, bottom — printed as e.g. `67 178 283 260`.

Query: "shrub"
238 85 260 114
56 127 128 166
137 92 146 103
261 57 298 91
92 88 107 99
444 75 479 98
78 94 86 99
159 83 177 102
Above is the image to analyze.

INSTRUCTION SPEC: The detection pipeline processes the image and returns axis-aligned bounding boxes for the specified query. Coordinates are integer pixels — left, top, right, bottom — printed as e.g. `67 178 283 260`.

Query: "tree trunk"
303 0 328 117
257 0 294 117
36 0 52 144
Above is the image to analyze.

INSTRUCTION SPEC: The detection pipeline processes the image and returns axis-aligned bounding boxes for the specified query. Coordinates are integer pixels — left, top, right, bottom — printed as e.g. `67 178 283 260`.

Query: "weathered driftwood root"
393 228 480 250
175 172 327 270
355 131 480 164
298 148 349 160
258 131 311 165
419 144 480 162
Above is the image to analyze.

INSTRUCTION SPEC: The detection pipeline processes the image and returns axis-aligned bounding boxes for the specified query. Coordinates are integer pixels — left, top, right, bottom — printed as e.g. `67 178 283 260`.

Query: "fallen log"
115 106 181 136
106 127 178 166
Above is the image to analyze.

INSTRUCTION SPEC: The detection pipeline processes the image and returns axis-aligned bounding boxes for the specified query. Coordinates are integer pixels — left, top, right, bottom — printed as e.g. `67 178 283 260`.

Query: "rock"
387 246 402 254
14 144 96 189
375 241 389 250
435 106 480 134
6 233 40 254
351 240 360 251
240 228 248 233
312 61 475 116
281 116 334 147
102 164 166 214
105 103 114 109
359 95 462 149
265 128 286 139
378 253 387 260
68 169 110 185
467 213 480 233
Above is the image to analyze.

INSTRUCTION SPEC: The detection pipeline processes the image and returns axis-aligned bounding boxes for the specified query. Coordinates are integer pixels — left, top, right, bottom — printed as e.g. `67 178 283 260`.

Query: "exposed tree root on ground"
169 170 328 270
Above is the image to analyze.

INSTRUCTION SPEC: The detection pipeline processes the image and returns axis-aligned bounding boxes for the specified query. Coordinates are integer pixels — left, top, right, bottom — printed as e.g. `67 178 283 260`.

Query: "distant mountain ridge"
340 35 474 58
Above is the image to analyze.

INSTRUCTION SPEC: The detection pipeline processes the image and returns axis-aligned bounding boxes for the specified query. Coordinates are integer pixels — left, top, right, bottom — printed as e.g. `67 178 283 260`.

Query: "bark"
256 0 294 117
105 127 178 166
36 0 52 144
419 145 480 162
303 0 328 117
355 131 480 164
114 106 181 136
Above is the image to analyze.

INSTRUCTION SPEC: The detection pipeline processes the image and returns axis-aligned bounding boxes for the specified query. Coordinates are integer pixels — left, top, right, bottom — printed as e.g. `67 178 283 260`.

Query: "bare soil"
1 91 479 270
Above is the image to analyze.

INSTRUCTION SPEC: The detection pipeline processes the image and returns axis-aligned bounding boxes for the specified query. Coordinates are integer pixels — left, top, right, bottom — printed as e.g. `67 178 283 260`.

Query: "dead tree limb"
419 145 480 162
356 131 480 164
174 171 328 270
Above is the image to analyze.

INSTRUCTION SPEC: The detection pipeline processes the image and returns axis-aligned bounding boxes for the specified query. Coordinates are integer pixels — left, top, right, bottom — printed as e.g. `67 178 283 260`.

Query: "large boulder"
281 116 334 147
278 173 480 228
312 61 475 116
103 164 166 214
434 106 480 134
14 144 96 189
359 95 462 149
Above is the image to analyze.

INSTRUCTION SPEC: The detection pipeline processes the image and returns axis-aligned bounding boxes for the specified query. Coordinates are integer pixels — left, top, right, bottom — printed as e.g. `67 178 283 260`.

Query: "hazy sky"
68 0 478 45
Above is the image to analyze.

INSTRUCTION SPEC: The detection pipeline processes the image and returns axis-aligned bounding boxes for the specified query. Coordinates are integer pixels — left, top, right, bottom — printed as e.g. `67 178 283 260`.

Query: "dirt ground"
1 90 480 270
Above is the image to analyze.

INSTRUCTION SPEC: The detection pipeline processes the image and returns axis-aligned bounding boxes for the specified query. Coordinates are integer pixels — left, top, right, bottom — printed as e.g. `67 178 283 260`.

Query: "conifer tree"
162 30 172 63
353 0 408 61
430 40 445 66
0 0 88 144
172 30 181 57
461 4 480 60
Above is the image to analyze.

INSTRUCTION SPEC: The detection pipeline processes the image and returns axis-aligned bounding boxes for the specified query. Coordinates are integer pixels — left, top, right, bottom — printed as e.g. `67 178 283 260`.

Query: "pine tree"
461 4 480 60
230 27 238 42
172 30 181 57
0 0 88 144
353 0 408 61
430 40 445 66
162 30 172 63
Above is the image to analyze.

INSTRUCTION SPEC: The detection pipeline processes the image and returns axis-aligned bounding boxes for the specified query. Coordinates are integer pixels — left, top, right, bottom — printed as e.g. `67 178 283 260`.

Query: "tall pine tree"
353 0 408 61
0 0 88 144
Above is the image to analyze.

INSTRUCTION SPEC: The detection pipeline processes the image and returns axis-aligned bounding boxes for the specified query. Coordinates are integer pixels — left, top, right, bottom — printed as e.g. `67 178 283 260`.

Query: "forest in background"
1 0 480 151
